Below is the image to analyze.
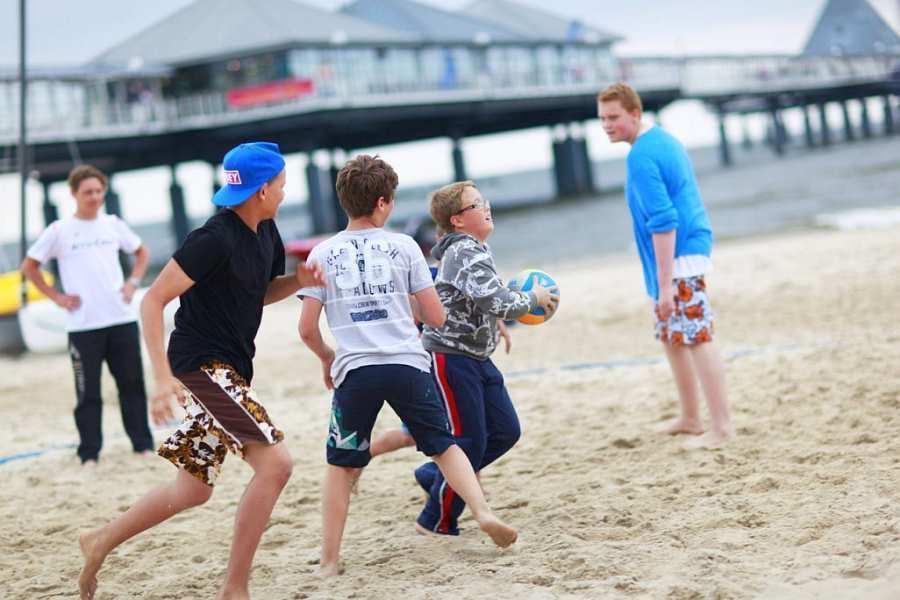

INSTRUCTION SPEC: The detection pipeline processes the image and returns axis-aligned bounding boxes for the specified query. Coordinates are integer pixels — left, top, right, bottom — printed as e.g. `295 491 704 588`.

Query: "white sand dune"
1 225 898 599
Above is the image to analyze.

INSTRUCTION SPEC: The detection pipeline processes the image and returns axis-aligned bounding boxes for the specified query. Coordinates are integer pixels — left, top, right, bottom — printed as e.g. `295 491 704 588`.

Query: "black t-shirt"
167 209 285 382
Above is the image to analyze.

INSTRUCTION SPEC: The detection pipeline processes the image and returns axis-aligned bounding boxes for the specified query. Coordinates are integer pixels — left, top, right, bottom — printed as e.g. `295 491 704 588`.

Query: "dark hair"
68 164 108 193
335 154 399 218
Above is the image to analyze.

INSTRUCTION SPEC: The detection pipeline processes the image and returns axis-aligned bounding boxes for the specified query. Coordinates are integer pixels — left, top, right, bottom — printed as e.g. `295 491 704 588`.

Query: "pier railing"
1 53 897 145
676 54 899 95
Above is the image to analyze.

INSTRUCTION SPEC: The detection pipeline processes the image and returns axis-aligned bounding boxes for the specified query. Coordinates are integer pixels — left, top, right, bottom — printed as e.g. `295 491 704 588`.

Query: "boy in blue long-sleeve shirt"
598 83 734 449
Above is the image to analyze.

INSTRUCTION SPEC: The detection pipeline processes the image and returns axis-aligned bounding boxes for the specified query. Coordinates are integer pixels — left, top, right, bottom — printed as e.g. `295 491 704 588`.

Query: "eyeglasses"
454 199 490 215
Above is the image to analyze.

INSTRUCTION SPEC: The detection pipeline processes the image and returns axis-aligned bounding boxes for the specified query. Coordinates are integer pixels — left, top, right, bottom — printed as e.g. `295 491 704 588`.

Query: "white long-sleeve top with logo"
299 228 434 388
26 214 142 332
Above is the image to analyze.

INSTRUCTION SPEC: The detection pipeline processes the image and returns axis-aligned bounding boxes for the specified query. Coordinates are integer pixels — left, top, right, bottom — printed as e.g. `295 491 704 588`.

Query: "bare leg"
685 341 734 449
431 445 516 548
79 469 213 599
476 471 487 499
319 465 362 576
369 428 415 458
216 443 293 600
656 343 704 435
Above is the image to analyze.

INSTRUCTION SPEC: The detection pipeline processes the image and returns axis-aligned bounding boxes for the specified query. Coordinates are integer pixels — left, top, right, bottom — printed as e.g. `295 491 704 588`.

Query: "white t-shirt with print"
299 228 434 388
27 214 142 332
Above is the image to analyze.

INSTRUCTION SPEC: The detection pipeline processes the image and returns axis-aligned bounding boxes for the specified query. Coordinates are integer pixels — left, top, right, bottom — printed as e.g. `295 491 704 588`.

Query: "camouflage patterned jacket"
422 233 537 359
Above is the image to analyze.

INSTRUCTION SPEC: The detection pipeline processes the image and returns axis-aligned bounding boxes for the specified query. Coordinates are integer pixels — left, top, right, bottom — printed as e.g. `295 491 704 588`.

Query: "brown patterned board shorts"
158 361 284 486
654 275 715 346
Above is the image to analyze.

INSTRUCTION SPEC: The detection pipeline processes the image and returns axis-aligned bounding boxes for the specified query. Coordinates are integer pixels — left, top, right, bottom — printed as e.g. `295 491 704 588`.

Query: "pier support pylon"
859 98 872 139
840 100 854 142
717 107 732 166
802 104 816 149
306 153 334 235
210 163 221 215
818 102 831 147
551 128 575 197
882 95 894 136
451 138 467 183
741 116 753 151
551 127 594 197
569 124 594 193
331 151 348 231
105 181 122 217
169 165 189 246
769 107 786 156
576 129 596 192
41 180 58 227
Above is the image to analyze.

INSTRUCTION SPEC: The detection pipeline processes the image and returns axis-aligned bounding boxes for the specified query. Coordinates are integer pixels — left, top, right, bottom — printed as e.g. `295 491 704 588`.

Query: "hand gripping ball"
506 269 559 325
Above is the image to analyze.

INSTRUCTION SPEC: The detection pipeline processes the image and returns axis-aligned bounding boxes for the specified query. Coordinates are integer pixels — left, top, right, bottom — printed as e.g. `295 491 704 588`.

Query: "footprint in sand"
852 433 877 445
610 437 640 449
261 536 289 550
749 476 780 492
497 500 529 510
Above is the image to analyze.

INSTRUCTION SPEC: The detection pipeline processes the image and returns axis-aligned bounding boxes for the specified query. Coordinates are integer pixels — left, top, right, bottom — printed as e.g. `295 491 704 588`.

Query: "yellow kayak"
0 270 55 316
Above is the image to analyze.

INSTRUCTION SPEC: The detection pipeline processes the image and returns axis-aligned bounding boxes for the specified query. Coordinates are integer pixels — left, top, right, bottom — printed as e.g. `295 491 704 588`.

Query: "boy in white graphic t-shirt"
21 164 154 464
298 154 517 577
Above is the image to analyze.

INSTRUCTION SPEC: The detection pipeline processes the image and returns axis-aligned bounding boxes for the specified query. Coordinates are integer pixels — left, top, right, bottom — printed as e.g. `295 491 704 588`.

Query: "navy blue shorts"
327 364 454 468
416 352 521 535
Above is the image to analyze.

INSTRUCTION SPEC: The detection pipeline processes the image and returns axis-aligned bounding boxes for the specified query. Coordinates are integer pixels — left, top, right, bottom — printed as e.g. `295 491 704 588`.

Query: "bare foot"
476 514 517 548
655 417 704 436
78 529 106 600
216 586 250 600
317 562 342 577
683 427 734 450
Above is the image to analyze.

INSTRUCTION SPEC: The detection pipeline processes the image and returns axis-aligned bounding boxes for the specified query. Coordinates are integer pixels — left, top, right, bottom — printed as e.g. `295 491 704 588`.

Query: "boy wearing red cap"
77 142 324 600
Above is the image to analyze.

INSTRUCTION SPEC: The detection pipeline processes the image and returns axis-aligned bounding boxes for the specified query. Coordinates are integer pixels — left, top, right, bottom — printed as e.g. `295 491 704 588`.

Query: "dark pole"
717 106 732 167
18 0 28 307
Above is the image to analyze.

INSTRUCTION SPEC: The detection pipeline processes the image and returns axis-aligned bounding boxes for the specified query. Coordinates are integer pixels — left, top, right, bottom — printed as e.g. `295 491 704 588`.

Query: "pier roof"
341 0 522 44
803 0 900 56
90 0 414 68
464 0 622 45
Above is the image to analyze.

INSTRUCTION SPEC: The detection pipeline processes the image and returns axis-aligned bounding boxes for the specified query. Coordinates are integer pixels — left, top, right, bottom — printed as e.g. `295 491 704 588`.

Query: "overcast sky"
0 0 898 66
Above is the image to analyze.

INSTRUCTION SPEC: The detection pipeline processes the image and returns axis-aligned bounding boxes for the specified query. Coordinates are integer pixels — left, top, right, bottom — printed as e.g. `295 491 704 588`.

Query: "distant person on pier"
597 83 734 449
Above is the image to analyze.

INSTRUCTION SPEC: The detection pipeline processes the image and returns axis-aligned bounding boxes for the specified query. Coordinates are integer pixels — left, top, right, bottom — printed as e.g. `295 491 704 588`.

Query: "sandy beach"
1 222 899 599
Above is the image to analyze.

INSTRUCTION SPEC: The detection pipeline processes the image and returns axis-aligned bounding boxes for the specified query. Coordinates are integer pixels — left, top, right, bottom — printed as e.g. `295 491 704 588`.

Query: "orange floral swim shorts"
654 276 715 346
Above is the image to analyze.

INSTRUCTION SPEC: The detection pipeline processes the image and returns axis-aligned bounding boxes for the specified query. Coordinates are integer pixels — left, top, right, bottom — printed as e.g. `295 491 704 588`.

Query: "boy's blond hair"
428 180 476 236
598 82 643 114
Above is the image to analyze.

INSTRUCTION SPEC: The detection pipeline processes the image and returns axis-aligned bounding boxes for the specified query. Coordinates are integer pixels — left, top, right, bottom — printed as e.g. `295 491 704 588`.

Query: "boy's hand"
53 291 82 311
656 285 675 320
150 375 184 425
320 348 335 390
497 320 512 354
121 280 137 304
296 261 325 288
531 281 559 315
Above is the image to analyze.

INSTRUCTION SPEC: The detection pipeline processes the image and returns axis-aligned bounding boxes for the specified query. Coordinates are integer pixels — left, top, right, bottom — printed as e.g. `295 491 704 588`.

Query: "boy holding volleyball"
414 180 558 536
297 157 518 576
597 83 734 449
